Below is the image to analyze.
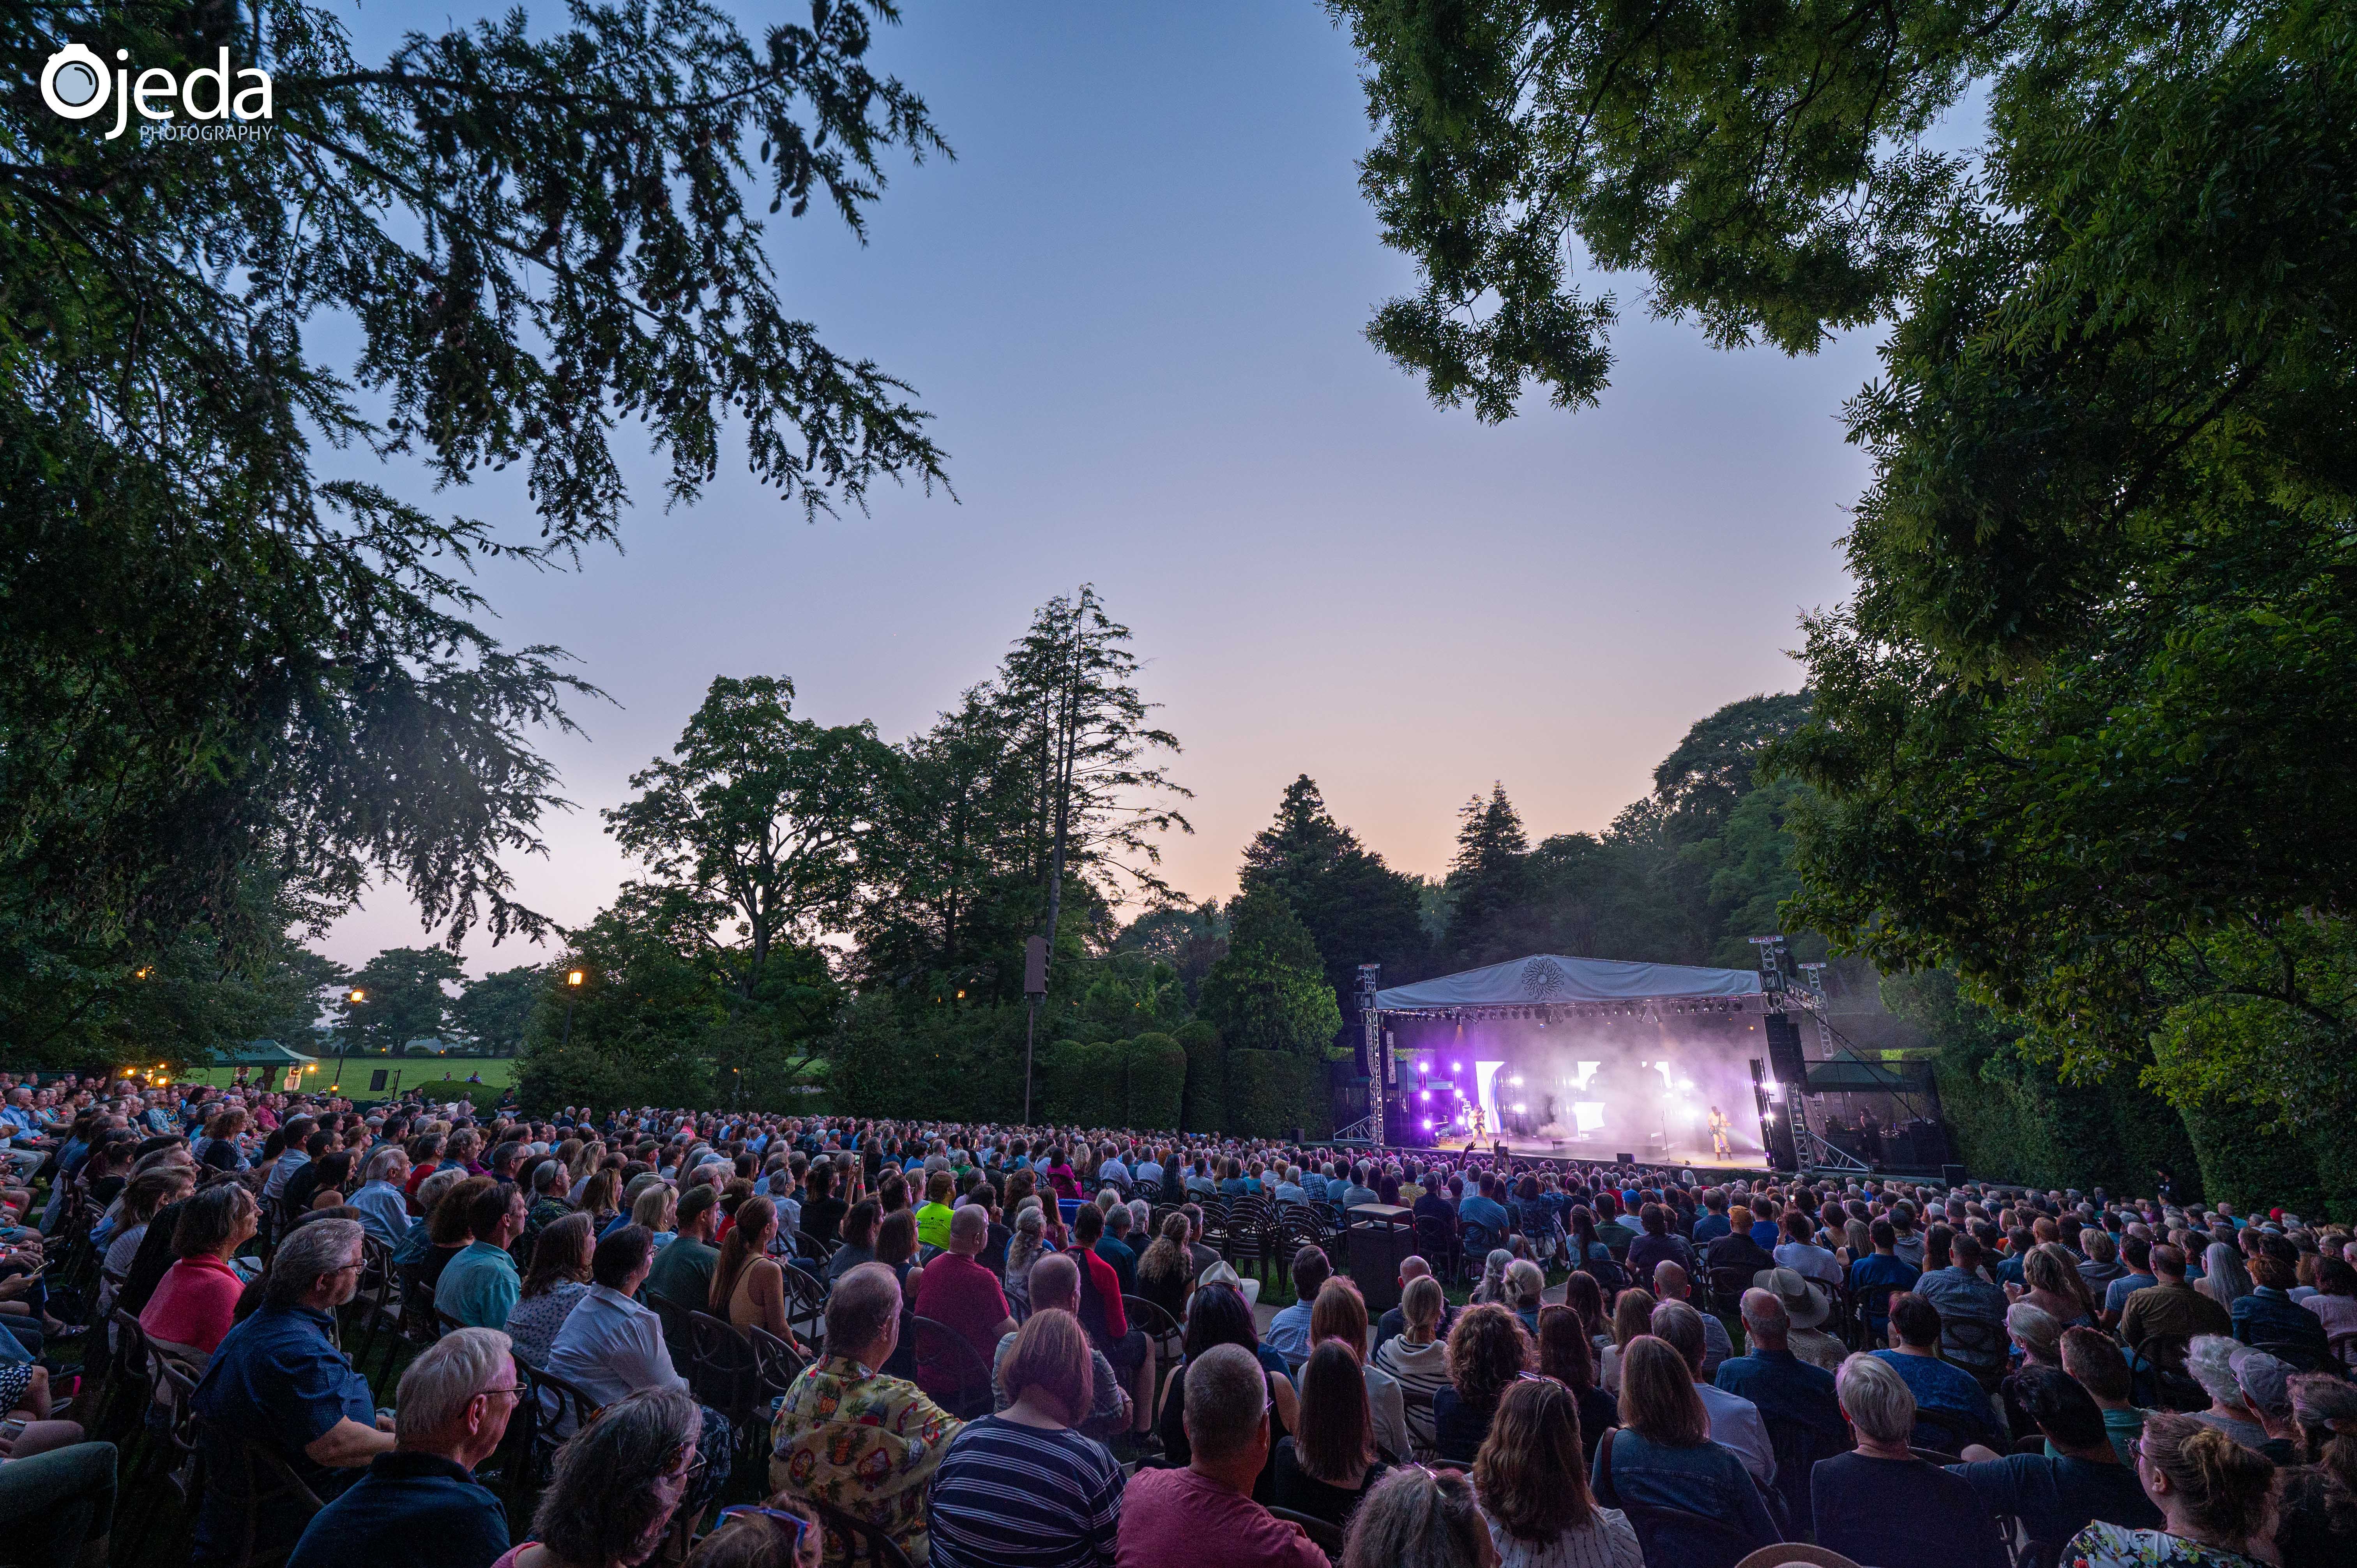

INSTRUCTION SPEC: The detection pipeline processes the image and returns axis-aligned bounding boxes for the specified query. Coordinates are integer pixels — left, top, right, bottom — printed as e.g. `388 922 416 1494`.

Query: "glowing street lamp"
562 968 586 1047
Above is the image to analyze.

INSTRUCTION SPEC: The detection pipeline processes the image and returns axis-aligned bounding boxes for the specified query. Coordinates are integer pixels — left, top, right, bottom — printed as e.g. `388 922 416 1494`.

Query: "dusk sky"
322 1 1883 973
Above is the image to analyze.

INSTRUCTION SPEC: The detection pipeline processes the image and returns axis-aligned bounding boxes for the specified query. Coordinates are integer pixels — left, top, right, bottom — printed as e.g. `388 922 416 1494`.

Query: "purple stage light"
1421 1118 1434 1130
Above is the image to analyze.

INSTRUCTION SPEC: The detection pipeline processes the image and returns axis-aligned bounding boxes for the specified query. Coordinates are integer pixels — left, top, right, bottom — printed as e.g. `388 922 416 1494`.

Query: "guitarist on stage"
1707 1105 1733 1160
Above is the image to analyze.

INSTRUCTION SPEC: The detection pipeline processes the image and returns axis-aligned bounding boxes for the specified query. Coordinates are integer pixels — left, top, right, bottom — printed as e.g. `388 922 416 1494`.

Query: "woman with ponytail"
2064 1411 2275 1566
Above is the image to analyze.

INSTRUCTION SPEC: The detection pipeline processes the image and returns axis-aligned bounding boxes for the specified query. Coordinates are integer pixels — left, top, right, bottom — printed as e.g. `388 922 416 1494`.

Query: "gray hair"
1739 1287 1790 1341
1837 1352 1918 1447
2187 1334 2246 1407
532 1388 701 1568
2230 1346 2293 1421
362 1144 408 1185
415 1166 465 1217
396 1327 513 1442
1106 1202 1133 1235
533 1158 565 1194
949 1204 990 1245
825 1262 901 1353
1338 1465 1490 1568
1505 1259 1545 1302
1651 1299 1707 1370
1182 1342 1269 1462
1014 1203 1046 1235
266 1217 364 1307
1128 1198 1151 1235
2006 1301 2062 1362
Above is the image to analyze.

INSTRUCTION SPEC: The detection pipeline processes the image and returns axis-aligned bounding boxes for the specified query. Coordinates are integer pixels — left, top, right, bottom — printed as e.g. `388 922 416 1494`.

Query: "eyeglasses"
715 1506 810 1552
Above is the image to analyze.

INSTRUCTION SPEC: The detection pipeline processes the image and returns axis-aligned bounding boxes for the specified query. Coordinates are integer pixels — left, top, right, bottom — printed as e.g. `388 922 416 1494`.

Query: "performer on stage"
1707 1105 1732 1160
1469 1104 1487 1143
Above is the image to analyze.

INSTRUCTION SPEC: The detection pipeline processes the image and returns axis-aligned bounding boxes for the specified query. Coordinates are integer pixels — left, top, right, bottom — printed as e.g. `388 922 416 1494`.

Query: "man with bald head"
914 1204 1017 1403
990 1252 1132 1440
1715 1285 1846 1506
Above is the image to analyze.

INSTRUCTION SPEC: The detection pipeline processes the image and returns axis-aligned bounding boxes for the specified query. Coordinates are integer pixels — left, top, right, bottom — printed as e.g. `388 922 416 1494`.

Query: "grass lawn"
180 1055 521 1093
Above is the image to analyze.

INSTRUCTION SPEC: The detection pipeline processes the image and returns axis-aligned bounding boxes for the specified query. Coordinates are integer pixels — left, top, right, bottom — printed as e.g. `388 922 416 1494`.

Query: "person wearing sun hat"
1755 1265 1845 1372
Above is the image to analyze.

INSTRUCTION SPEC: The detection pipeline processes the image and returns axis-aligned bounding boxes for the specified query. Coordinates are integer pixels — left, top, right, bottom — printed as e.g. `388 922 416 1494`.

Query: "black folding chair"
803 1495 917 1568
911 1315 995 1420
1267 1506 1345 1556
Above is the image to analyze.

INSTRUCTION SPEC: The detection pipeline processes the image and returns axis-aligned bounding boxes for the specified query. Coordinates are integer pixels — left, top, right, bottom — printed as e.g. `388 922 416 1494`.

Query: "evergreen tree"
1440 782 1541 968
1238 775 1428 1000
2 0 952 989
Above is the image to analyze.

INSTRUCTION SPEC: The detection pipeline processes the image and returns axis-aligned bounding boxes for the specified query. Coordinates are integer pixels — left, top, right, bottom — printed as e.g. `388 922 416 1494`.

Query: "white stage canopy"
1373 953 1762 1011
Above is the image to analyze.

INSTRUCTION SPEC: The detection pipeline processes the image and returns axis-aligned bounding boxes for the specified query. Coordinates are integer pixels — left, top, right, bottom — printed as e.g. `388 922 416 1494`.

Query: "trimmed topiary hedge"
1224 1050 1329 1139
1123 1033 1187 1130
1178 1020 1224 1132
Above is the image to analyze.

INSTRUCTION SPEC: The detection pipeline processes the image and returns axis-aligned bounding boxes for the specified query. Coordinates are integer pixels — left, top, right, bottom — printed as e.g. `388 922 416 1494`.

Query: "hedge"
1178 1021 1224 1133
1930 1046 2200 1197
1123 1033 1187 1130
1224 1051 1330 1139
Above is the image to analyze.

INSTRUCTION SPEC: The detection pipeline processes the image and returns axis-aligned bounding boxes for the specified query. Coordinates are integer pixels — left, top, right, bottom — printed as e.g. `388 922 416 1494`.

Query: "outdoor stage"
1358 952 1793 1169
1422 1130 1766 1173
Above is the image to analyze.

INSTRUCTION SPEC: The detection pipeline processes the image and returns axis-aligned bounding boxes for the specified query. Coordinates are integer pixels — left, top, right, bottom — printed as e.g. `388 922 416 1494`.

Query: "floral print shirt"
2065 1523 2268 1568
771 1354 962 1566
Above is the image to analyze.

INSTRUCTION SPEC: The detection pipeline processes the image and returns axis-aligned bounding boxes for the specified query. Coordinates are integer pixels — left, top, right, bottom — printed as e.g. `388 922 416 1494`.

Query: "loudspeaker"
1763 1012 1808 1086
1023 935 1048 996
1615 1152 1635 1165
1942 1164 1967 1187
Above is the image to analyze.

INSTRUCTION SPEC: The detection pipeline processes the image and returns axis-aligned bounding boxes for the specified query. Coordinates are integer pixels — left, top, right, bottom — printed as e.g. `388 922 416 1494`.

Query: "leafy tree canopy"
335 946 465 1055
1331 0 2357 1126
450 963 545 1056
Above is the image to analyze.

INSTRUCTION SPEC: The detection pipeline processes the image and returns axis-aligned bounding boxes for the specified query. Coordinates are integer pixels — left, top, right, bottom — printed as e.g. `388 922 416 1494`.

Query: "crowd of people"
0 1066 2352 1568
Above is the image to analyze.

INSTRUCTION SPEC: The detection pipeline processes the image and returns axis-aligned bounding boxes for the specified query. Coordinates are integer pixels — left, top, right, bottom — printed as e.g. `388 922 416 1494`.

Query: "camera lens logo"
41 43 111 119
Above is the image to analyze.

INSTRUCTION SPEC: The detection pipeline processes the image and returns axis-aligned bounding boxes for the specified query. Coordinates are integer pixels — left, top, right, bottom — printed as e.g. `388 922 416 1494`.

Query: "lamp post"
560 969 585 1046
329 988 365 1094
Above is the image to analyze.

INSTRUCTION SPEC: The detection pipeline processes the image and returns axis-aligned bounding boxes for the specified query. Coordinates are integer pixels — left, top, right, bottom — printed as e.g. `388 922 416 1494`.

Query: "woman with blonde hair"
1372 1273 1451 1454
1599 1287 1656 1396
2064 1411 2274 1567
2022 1242 2097 1326
1473 1374 1639 1568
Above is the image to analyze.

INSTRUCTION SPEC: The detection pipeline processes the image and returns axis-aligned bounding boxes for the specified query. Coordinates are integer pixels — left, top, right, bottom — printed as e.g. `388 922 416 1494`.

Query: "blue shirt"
1714 1346 1844 1443
1692 1213 1732 1244
1812 1452 2009 1568
1592 1427 1778 1552
1265 1301 1315 1371
193 1303 379 1557
2102 1271 2159 1318
2232 1286 2331 1362
1873 1349 2000 1450
1945 1452 2161 1550
436 1241 521 1329
287 1450 509 1568
1457 1194 1510 1241
1848 1252 1922 1336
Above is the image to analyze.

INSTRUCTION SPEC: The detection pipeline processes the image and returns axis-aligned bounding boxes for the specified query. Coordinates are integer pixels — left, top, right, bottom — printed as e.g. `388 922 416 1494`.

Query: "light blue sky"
323 1 1882 971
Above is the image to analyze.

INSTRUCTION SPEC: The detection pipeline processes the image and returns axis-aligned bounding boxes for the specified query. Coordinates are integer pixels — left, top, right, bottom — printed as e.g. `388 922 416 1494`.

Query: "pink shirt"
1115 1466 1330 1568
140 1254 244 1354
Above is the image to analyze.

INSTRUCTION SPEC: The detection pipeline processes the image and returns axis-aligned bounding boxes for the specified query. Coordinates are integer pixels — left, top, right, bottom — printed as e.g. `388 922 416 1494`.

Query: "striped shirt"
926 1415 1124 1568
